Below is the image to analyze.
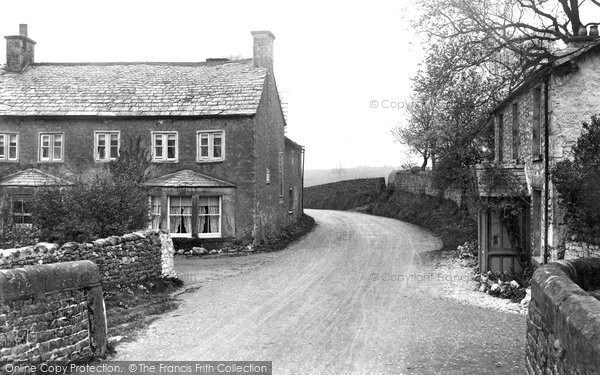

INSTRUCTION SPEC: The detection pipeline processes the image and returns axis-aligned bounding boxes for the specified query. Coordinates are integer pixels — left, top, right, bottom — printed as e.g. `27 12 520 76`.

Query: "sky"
0 0 423 170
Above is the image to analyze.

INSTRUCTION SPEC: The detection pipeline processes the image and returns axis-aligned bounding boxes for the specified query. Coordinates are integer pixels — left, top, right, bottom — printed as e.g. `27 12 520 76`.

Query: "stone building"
476 30 600 273
0 25 304 244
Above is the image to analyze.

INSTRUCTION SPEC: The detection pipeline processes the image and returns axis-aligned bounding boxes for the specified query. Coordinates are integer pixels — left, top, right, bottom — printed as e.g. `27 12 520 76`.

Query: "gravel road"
113 209 526 374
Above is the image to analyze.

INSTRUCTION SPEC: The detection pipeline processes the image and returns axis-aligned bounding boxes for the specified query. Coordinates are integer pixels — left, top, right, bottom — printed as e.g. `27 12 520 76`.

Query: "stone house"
476 30 600 273
0 25 304 244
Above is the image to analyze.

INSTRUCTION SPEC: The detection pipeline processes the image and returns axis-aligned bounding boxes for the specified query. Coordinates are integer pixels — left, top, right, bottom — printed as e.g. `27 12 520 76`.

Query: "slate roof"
493 38 600 113
143 170 235 188
0 168 73 187
0 60 267 117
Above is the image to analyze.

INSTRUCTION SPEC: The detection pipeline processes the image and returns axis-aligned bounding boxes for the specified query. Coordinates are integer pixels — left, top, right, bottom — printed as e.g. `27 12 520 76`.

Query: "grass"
103 277 183 344
370 188 477 252
255 214 316 252
304 178 386 210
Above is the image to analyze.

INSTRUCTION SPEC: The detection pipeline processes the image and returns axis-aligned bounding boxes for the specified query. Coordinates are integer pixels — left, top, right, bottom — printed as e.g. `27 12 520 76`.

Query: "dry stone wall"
0 229 175 290
564 241 600 259
526 258 600 374
0 261 107 368
388 170 464 205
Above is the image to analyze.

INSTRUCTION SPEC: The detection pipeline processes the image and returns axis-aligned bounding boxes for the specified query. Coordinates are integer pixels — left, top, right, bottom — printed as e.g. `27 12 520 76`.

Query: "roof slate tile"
0 60 267 117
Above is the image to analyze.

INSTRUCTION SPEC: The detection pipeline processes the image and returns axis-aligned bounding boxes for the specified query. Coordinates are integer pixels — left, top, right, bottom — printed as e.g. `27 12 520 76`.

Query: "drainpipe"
301 148 305 214
543 75 550 264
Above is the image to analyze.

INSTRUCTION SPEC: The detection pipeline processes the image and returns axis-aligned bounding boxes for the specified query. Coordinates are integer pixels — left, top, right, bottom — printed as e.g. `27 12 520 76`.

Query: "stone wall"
0 260 107 368
564 241 600 260
526 258 600 374
387 170 463 206
303 178 385 210
0 229 175 290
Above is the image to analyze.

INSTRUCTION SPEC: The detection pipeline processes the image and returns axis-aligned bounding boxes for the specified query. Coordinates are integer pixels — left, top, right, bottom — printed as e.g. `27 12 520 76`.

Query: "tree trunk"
421 154 429 171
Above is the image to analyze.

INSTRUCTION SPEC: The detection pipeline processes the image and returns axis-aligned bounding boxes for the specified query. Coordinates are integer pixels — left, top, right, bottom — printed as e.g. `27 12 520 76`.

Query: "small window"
497 113 504 162
39 133 63 162
152 132 178 162
150 196 161 229
12 195 33 226
278 152 284 197
512 103 519 161
168 196 191 236
266 168 271 184
95 131 120 162
198 196 221 238
0 133 18 161
532 87 542 158
196 131 225 162
288 187 294 213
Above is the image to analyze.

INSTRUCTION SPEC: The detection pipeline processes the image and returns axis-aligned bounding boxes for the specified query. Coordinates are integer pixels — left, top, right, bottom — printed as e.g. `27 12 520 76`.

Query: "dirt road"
113 210 526 374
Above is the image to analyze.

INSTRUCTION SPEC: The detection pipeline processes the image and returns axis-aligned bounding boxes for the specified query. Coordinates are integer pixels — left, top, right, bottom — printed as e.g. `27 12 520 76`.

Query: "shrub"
32 174 150 244
552 115 600 245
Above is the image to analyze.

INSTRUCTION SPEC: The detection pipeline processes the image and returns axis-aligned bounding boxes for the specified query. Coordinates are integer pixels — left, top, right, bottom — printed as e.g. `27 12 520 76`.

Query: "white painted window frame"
94 131 121 162
0 133 19 161
152 131 178 162
197 196 222 239
196 130 225 162
38 132 64 162
167 195 192 238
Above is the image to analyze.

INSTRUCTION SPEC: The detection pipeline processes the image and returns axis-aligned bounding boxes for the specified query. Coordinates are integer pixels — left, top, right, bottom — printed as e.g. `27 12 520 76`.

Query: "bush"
32 174 150 244
552 115 600 245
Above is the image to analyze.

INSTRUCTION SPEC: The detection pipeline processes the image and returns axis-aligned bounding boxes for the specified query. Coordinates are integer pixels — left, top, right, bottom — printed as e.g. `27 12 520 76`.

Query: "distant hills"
304 166 399 187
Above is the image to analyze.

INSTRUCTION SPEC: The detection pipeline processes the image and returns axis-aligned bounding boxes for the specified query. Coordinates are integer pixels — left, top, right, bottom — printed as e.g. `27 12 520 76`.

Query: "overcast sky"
0 0 423 170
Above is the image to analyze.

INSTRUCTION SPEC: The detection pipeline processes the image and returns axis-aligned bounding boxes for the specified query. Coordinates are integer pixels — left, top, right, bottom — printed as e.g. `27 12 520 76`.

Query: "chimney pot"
19 24 27 37
251 30 275 71
578 25 588 36
591 25 599 37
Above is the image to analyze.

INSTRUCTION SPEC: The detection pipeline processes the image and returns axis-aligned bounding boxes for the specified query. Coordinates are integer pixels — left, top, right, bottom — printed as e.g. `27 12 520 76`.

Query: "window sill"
196 159 225 164
0 159 19 163
38 160 64 163
94 159 118 163
532 156 544 163
152 160 179 163
197 234 222 239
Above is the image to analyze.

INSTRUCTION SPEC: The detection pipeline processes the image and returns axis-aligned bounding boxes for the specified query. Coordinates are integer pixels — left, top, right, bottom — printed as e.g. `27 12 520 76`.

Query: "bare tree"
416 0 600 90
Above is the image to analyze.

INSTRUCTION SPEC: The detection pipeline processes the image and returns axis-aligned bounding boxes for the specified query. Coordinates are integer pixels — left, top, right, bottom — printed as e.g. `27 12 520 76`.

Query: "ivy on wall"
552 115 600 246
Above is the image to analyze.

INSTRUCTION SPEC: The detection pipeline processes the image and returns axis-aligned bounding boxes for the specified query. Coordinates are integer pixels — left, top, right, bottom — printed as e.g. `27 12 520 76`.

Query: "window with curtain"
197 131 225 162
150 196 161 229
198 196 220 237
169 196 192 236
95 131 120 161
39 133 63 162
152 132 178 162
0 133 18 161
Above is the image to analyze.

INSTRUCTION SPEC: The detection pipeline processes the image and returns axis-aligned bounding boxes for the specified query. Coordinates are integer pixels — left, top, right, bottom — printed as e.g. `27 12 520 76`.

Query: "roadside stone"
191 247 207 256
209 250 218 255
490 283 500 292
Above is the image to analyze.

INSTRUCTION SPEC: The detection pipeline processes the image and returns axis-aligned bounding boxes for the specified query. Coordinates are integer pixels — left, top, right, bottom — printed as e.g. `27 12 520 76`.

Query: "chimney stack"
251 31 275 71
4 24 36 73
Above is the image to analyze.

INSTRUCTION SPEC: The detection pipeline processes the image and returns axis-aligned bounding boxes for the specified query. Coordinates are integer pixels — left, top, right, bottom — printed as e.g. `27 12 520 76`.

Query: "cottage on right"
476 30 600 273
